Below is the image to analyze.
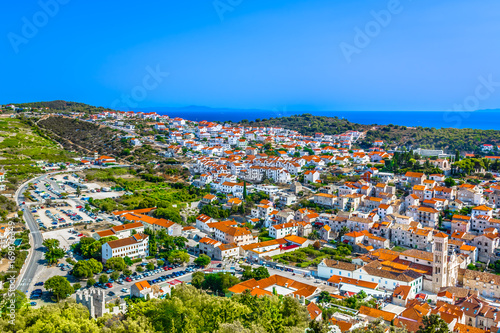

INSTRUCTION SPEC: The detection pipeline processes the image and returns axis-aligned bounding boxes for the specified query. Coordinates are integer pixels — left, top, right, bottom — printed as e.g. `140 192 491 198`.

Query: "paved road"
15 167 122 292
16 175 47 293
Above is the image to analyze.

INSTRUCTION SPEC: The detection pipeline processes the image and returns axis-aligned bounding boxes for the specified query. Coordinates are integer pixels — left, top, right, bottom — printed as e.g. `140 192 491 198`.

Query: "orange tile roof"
106 233 148 249
284 235 308 244
96 230 115 237
113 207 156 216
345 231 365 238
358 306 396 322
307 302 322 319
327 275 378 289
228 274 317 298
134 280 151 291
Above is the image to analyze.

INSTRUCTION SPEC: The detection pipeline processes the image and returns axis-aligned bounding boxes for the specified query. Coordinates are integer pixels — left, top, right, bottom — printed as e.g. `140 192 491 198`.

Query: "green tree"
167 250 190 265
253 267 270 280
99 274 109 284
136 266 144 273
202 272 240 295
444 177 456 187
73 283 81 291
191 271 205 289
157 259 164 266
338 226 350 240
308 319 332 333
45 276 74 302
76 186 81 197
73 258 103 278
123 268 132 276
42 238 65 265
146 262 155 271
110 271 120 281
124 256 133 266
0 290 27 314
416 314 450 333
87 278 96 287
194 254 211 267
105 257 126 271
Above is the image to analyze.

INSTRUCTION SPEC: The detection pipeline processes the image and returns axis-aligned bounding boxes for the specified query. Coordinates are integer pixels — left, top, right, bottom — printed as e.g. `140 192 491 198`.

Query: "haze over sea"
133 108 500 130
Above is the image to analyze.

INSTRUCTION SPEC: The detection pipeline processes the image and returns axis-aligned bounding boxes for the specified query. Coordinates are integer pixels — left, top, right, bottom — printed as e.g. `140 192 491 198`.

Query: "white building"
101 233 149 263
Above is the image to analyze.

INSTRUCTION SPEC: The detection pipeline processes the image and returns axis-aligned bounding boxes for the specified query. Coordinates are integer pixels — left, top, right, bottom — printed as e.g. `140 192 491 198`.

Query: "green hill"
238 114 500 153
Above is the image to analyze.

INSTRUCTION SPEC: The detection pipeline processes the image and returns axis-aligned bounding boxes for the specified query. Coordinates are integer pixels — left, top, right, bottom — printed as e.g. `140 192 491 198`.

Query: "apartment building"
101 233 149 263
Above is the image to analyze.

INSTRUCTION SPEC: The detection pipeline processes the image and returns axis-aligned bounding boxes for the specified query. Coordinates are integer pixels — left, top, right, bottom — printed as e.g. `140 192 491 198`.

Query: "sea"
133 108 500 130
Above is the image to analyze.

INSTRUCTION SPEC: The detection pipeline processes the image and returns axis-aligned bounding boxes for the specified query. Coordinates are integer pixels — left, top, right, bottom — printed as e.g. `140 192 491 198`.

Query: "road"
16 175 48 293
15 166 126 292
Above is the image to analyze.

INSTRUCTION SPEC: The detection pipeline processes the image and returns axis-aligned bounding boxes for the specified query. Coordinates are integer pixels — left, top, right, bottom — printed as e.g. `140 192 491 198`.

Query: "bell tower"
432 232 448 292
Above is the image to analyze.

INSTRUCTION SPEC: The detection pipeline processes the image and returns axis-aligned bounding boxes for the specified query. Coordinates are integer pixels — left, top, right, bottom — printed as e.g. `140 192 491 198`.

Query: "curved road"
15 175 47 293
15 166 132 292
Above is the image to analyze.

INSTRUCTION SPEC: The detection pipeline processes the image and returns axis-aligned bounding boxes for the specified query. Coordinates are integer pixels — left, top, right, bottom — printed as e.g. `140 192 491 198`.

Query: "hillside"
238 114 500 153
12 100 112 113
0 117 73 187
37 116 128 157
7 101 500 152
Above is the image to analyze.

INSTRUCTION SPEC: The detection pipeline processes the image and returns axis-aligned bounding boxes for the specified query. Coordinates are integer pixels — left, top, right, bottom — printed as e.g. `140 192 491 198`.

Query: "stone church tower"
432 232 449 293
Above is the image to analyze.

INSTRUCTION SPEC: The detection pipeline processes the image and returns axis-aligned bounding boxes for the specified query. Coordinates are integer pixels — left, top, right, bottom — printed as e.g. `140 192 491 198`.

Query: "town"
1 104 500 332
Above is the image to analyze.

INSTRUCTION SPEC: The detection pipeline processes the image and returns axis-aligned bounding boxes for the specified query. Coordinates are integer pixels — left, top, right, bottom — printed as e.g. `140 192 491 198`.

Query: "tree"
194 254 211 267
87 278 96 287
73 258 103 278
124 256 133 266
308 320 332 333
444 177 456 187
76 186 81 197
0 290 27 314
105 257 126 271
99 274 109 284
202 272 240 295
338 226 350 240
317 290 333 304
73 283 81 291
43 238 65 265
146 262 155 271
191 271 205 289
110 271 120 281
45 276 74 302
308 230 320 240
167 250 190 265
136 266 144 272
416 314 450 333
243 181 247 199
253 266 270 280
157 259 164 267
123 268 132 276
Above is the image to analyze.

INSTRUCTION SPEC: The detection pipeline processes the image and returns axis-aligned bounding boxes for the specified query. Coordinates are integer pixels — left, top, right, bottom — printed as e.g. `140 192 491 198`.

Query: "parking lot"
42 228 81 251
100 263 198 302
30 201 97 230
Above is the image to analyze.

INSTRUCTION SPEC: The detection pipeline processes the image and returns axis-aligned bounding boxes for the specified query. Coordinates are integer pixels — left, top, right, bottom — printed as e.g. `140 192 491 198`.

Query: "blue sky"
2 0 500 111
